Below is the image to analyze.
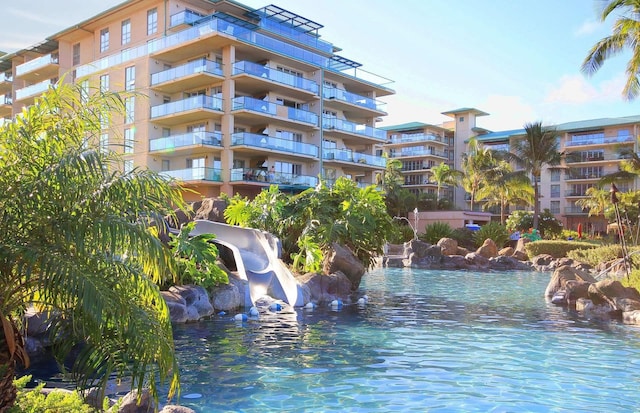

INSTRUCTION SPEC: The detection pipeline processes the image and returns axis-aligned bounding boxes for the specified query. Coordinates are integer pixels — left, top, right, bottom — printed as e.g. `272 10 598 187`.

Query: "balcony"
160 167 223 182
231 96 318 129
169 9 205 30
150 60 223 93
322 117 386 145
323 87 387 117
565 206 590 215
15 79 55 102
564 189 590 197
233 61 318 98
150 95 223 125
230 167 318 188
0 95 11 117
564 152 630 164
388 148 447 159
564 173 604 181
231 132 318 158
150 131 222 153
15 53 59 82
565 134 634 147
323 148 386 168
0 73 12 95
388 133 444 145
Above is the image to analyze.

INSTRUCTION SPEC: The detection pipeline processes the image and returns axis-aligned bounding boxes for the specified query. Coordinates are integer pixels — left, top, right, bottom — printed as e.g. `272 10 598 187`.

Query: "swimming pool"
168 267 640 412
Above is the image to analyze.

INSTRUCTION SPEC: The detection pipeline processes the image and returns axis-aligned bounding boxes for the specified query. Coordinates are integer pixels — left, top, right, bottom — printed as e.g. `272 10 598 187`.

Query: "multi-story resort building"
384 108 640 234
0 0 394 201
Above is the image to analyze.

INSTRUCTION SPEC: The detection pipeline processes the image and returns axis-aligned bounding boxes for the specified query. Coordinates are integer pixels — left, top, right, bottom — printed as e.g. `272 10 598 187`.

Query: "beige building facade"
0 0 394 202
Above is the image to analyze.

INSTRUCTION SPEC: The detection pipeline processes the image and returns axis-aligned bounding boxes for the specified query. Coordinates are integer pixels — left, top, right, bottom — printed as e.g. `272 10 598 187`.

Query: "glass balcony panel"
389 148 446 158
388 133 444 144
323 87 386 112
565 134 634 147
16 53 59 77
231 132 318 157
258 17 333 53
322 117 386 141
150 131 222 151
287 107 318 125
233 61 318 94
151 95 222 118
161 167 222 181
0 73 12 82
2 95 12 105
323 148 386 167
15 79 55 101
230 167 317 187
151 60 223 85
232 96 277 114
565 206 590 214
169 10 205 27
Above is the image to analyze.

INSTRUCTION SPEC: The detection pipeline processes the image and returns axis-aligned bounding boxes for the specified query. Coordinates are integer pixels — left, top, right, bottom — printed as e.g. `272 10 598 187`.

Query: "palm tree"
429 162 462 202
461 137 498 211
0 83 187 409
476 161 533 224
509 122 562 230
576 185 610 216
581 0 640 100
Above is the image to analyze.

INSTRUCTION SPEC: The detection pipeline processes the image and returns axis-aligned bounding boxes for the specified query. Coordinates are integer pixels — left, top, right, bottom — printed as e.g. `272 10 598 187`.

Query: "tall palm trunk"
0 321 24 412
533 178 540 230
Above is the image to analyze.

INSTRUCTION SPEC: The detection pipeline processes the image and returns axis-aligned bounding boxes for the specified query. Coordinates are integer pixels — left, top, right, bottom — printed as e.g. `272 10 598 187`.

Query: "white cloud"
545 74 600 104
477 95 537 131
574 19 601 36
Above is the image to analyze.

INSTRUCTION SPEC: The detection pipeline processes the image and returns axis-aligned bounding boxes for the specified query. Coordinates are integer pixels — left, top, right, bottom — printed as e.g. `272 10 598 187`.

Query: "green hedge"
567 244 640 268
524 240 597 259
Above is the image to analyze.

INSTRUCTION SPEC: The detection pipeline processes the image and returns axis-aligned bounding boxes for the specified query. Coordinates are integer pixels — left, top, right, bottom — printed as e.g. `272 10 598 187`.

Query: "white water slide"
189 220 303 307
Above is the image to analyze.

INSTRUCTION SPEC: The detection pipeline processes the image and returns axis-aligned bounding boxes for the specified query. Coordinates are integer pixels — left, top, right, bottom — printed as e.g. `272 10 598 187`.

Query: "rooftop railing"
231 132 318 157
322 117 386 141
150 131 222 152
323 86 386 112
151 59 223 86
233 60 318 94
16 53 59 77
150 95 222 119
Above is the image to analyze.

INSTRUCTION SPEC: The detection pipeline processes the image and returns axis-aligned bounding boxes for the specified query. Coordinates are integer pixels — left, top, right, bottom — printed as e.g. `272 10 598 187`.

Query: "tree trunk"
533 179 540 230
0 325 20 412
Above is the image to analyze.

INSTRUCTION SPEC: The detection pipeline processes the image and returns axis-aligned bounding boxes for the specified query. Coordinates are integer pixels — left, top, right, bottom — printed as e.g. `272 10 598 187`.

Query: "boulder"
456 246 470 256
162 285 214 323
498 246 514 257
211 277 244 311
475 239 498 259
565 280 591 302
297 271 352 303
437 238 458 256
192 197 227 222
160 406 197 413
111 389 154 413
588 279 640 308
515 237 530 253
406 239 431 259
323 243 365 290
512 250 529 261
465 252 490 269
545 265 596 299
488 255 532 271
440 255 469 270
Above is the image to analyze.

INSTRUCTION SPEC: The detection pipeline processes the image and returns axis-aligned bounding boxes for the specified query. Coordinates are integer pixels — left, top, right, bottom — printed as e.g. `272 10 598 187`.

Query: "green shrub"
419 221 453 244
567 244 640 268
505 209 563 239
388 222 416 244
622 268 640 294
525 240 596 259
450 227 475 250
10 375 97 413
473 222 509 248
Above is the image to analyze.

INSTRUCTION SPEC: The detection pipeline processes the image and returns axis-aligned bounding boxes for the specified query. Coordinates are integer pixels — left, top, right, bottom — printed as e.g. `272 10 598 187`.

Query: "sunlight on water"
168 268 640 412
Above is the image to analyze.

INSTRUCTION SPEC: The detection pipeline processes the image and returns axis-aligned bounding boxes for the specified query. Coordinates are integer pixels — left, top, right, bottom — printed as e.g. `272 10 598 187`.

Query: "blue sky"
1 0 637 131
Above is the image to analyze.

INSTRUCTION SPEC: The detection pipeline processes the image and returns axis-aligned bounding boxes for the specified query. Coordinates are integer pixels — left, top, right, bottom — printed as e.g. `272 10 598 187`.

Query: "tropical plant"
429 162 462 202
167 222 229 289
10 375 96 413
461 137 498 211
505 209 563 239
575 185 610 217
381 158 416 217
0 83 186 410
581 0 640 100
509 122 562 230
475 160 533 224
419 222 453 244
472 222 509 248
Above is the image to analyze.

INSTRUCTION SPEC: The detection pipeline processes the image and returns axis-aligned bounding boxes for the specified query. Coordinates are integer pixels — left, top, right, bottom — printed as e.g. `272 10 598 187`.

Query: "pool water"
168 268 640 412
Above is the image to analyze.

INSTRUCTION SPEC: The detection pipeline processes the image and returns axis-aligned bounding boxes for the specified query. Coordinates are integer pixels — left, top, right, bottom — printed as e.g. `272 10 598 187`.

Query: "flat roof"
379 121 448 132
441 107 489 117
555 115 640 132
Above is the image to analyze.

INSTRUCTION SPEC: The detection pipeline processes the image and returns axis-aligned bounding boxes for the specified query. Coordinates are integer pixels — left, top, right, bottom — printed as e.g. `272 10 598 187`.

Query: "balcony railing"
323 148 386 167
15 79 55 101
323 87 386 112
564 173 604 180
151 95 222 119
565 206 590 214
16 53 59 77
230 167 318 187
161 167 223 181
151 59 223 86
0 73 12 82
150 131 222 151
2 95 12 105
389 148 447 158
388 133 443 144
565 134 634 147
564 190 590 197
233 61 318 94
232 96 318 125
565 152 631 163
231 132 318 157
256 12 333 54
169 9 205 27
322 117 386 141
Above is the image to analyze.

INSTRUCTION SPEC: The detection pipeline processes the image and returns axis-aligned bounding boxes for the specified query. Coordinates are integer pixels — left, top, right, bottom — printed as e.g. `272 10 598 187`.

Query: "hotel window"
550 201 560 214
100 74 109 93
124 97 135 123
100 28 109 52
100 133 109 153
124 128 134 154
124 159 133 174
161 159 170 171
459 116 464 122
147 8 158 35
80 80 89 103
550 169 560 182
121 19 131 45
125 66 135 91
72 43 80 66
99 113 108 130
550 184 560 198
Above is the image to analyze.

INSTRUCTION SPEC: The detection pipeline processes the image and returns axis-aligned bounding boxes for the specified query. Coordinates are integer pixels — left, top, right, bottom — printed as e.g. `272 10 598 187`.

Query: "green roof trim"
555 115 640 132
441 107 489 117
379 121 448 132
